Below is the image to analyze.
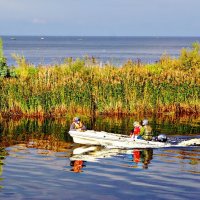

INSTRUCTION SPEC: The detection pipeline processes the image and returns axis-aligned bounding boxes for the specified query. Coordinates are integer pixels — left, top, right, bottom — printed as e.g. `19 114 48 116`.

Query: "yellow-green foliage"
179 42 200 70
0 44 200 117
0 38 9 77
0 38 3 58
11 54 38 79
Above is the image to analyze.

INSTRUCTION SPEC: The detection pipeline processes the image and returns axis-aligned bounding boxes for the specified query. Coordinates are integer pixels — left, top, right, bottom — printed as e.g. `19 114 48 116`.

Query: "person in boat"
130 121 141 140
70 117 87 131
138 119 153 141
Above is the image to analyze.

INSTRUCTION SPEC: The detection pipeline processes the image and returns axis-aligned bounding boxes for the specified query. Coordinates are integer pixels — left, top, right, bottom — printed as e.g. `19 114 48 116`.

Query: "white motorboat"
69 130 200 149
69 130 165 149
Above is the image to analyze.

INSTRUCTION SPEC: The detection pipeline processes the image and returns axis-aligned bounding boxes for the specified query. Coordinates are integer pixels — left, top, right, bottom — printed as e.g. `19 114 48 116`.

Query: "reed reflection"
0 118 73 150
0 148 7 189
164 148 200 173
0 115 199 149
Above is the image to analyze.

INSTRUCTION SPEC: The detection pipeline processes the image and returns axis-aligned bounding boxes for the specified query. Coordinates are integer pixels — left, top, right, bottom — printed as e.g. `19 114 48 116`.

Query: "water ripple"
0 145 199 200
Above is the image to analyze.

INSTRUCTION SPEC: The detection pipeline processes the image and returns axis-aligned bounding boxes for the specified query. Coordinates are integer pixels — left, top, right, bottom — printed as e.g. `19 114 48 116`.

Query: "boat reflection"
132 149 153 169
70 146 120 162
70 146 154 172
70 160 86 173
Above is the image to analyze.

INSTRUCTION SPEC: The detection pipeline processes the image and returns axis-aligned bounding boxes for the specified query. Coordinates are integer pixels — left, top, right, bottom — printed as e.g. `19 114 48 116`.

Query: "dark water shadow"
0 115 200 149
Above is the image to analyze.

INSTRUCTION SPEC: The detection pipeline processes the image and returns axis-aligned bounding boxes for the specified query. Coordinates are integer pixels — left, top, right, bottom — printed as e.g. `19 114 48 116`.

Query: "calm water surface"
0 116 200 200
2 36 200 65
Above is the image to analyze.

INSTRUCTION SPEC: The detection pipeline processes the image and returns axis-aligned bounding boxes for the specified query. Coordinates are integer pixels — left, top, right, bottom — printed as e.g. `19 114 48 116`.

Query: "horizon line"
1 34 200 38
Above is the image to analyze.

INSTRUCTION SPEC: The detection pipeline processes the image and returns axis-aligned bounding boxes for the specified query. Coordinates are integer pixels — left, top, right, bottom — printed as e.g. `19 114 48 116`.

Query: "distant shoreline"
2 35 200 38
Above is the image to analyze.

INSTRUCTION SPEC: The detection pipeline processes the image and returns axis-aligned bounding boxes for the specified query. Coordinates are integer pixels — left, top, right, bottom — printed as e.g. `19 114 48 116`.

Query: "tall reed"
0 43 200 117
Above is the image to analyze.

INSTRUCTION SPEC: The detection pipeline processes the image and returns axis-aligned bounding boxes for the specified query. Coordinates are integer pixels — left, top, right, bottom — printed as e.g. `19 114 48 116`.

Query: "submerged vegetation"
0 38 200 118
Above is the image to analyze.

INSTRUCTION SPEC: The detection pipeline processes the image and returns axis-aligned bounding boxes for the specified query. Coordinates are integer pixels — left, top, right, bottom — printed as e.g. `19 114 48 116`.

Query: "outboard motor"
153 134 168 142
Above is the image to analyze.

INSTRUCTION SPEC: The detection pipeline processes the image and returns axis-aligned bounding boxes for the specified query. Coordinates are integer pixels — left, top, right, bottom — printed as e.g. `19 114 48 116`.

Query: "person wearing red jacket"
130 121 141 140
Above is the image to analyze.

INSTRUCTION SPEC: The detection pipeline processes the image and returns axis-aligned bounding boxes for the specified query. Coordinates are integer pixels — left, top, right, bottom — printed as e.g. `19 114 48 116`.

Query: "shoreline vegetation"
0 38 200 118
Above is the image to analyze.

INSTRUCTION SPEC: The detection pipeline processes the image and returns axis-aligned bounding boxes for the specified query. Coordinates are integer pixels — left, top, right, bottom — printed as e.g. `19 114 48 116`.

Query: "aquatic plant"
0 38 9 77
0 38 3 58
0 43 200 117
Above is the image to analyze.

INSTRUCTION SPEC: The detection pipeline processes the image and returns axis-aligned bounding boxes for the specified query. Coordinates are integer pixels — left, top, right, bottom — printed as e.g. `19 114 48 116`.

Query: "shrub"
0 38 9 77
179 42 200 70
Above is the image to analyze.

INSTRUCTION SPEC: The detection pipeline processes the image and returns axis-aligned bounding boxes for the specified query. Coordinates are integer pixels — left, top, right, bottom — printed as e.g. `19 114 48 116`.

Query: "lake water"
0 116 200 200
2 36 200 65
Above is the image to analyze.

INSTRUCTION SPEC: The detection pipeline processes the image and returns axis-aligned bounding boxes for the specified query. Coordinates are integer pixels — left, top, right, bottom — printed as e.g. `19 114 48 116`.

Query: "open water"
2 36 200 65
0 116 200 200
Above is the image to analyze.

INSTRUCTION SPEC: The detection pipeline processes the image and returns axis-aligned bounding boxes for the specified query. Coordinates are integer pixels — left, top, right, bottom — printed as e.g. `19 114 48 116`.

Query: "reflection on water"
69 145 200 174
0 144 199 199
69 148 153 173
0 115 200 148
133 149 153 169
70 160 86 173
0 116 199 199
159 148 200 174
0 148 7 189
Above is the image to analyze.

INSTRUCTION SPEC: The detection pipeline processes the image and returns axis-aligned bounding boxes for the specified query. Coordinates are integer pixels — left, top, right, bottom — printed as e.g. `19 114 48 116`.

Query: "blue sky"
0 0 200 36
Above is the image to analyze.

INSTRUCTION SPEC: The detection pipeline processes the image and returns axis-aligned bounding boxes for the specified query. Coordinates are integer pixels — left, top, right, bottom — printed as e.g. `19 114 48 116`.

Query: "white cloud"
32 18 47 24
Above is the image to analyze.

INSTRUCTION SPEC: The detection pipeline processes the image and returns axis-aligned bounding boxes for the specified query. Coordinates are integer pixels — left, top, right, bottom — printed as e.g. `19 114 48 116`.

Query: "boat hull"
69 130 171 148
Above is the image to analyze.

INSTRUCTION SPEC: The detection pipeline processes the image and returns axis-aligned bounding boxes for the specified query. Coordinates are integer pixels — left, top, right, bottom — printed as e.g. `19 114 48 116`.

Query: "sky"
0 0 200 36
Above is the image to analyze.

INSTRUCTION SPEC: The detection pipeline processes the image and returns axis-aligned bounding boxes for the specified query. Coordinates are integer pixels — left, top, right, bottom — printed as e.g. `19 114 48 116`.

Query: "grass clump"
0 42 199 118
0 38 9 78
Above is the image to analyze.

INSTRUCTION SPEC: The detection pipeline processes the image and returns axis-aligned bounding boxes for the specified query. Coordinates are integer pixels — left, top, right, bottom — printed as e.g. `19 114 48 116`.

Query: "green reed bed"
0 40 200 117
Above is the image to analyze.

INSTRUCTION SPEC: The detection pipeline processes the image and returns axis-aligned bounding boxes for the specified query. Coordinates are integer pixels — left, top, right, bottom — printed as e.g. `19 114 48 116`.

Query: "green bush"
0 38 9 77
0 57 8 77
179 42 200 70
